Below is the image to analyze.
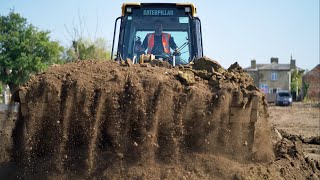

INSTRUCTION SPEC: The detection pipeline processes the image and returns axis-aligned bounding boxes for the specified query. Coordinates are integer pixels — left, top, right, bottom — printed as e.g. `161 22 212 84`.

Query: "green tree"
0 11 63 92
64 37 110 62
291 69 304 98
302 81 309 101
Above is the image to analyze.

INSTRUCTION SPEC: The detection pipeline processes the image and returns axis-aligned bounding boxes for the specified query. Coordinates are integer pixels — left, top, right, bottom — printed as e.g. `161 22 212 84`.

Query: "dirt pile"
245 139 320 179
278 129 320 145
1 57 316 179
0 114 12 164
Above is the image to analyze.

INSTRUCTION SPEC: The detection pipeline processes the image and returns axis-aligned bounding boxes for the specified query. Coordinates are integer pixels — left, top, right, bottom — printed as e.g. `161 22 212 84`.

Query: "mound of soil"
1 57 318 179
278 129 320 145
245 139 320 179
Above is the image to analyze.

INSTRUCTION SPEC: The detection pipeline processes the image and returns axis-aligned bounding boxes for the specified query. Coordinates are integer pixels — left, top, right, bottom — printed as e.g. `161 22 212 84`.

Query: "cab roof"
121 3 197 17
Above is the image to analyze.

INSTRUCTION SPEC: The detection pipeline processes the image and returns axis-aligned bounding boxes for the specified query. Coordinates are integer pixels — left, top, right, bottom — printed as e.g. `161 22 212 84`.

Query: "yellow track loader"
11 3 271 178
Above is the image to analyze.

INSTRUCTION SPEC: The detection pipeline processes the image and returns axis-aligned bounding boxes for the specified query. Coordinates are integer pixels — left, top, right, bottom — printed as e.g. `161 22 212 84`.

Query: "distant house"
245 57 303 102
302 64 320 101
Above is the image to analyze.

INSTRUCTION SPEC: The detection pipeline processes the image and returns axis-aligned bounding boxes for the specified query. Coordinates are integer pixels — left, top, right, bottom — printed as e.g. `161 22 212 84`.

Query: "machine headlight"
126 7 132 13
289 97 292 102
185 7 191 13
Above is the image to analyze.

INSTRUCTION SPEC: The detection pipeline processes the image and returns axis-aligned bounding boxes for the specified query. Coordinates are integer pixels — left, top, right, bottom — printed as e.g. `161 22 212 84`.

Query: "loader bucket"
12 57 271 177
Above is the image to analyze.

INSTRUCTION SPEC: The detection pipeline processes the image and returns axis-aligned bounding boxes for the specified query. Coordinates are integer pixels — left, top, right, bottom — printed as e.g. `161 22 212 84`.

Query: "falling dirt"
0 57 319 179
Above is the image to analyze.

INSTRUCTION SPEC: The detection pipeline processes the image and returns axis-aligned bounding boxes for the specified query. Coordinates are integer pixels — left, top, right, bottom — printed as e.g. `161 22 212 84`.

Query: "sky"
0 0 319 70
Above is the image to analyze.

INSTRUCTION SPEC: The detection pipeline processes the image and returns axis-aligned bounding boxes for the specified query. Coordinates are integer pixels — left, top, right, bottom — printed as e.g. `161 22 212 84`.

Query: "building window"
269 88 273 94
260 84 269 94
269 88 278 94
271 72 278 81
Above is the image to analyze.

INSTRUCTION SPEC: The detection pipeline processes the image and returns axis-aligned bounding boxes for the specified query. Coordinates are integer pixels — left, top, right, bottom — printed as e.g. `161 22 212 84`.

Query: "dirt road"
268 102 320 160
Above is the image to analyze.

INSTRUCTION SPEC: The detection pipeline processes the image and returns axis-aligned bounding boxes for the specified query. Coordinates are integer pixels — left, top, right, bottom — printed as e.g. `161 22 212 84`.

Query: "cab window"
121 11 192 64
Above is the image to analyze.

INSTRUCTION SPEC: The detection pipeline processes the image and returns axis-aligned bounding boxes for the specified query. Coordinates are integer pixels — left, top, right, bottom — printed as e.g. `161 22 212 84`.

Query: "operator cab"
112 3 203 65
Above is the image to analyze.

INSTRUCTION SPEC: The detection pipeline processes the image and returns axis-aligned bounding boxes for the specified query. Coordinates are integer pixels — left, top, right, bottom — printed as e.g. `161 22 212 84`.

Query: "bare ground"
0 59 319 179
1 102 319 179
268 102 320 161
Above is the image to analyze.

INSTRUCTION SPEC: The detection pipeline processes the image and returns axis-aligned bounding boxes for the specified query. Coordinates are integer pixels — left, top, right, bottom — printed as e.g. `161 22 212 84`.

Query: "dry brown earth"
0 58 319 179
268 102 320 161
